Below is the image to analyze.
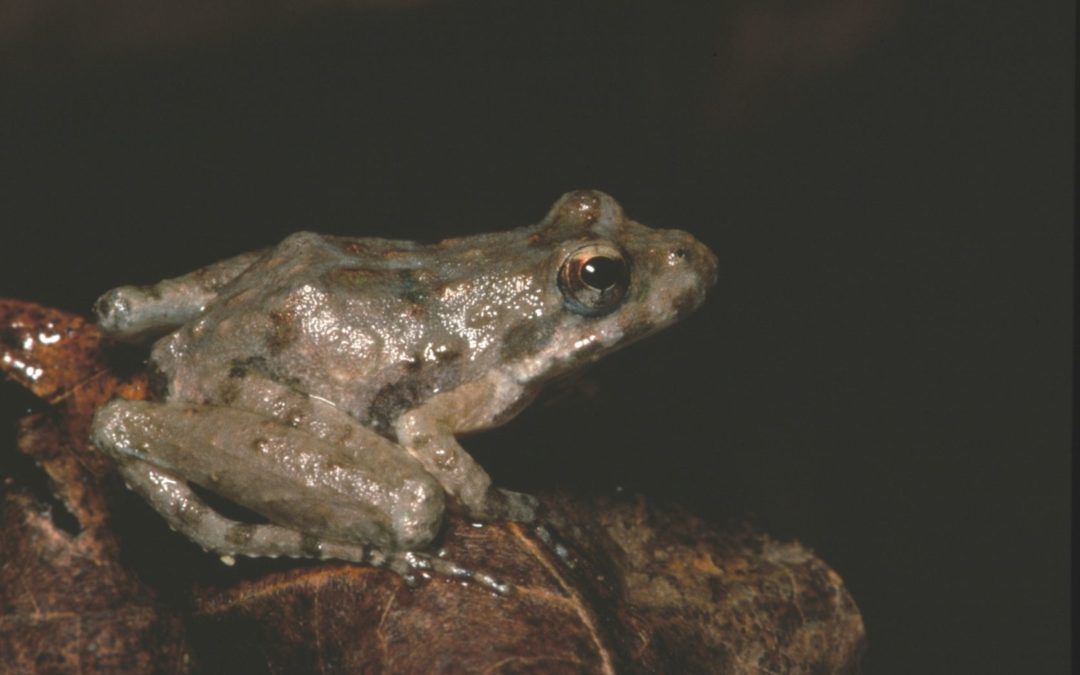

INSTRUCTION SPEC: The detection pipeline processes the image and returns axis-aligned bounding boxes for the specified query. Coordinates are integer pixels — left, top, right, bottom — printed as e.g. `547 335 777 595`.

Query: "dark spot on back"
396 269 428 304
228 356 267 379
366 378 428 439
266 309 299 354
223 355 301 390
218 378 240 405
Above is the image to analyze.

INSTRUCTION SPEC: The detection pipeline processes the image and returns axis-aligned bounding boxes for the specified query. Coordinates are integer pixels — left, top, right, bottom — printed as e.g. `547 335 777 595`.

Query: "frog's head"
501 190 718 385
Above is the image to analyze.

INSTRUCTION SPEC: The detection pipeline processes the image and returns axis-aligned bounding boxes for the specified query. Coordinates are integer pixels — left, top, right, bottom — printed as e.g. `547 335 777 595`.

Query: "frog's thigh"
92 399 444 553
186 373 454 547
114 459 374 563
219 366 387 448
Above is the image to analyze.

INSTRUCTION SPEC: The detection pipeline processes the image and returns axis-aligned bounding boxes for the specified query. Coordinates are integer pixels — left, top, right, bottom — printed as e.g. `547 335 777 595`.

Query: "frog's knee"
91 399 127 449
389 474 445 550
90 399 145 460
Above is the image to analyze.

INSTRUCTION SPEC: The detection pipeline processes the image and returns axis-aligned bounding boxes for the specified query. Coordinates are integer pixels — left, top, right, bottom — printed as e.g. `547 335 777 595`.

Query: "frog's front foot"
386 550 512 595
469 487 538 523
497 488 540 522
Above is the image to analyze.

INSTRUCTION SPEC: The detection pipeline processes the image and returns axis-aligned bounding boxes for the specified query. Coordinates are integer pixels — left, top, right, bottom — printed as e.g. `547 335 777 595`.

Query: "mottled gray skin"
91 190 717 590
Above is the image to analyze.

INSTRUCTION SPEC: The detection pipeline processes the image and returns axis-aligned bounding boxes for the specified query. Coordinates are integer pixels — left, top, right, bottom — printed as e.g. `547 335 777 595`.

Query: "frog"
90 189 718 592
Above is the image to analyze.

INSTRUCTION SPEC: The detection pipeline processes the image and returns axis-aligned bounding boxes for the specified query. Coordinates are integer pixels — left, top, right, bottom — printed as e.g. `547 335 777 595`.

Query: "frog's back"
149 229 535 428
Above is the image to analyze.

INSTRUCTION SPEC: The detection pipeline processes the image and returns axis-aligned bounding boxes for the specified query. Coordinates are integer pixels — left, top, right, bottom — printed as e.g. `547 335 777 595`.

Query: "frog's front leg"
95 250 263 342
395 373 539 523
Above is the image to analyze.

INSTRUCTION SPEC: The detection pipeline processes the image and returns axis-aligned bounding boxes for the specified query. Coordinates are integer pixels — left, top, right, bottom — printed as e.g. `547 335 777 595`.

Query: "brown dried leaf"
2 299 184 674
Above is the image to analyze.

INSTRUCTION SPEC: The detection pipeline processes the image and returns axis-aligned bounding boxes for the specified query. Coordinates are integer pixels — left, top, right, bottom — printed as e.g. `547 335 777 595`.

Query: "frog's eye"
558 243 630 316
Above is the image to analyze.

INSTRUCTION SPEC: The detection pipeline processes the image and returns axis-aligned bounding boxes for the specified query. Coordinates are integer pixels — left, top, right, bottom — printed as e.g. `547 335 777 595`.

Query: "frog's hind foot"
383 550 512 596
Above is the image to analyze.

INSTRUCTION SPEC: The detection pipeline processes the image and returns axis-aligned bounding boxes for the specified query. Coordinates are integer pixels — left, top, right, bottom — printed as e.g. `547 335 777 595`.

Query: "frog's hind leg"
115 456 511 593
113 458 375 565
91 397 441 552
93 392 515 593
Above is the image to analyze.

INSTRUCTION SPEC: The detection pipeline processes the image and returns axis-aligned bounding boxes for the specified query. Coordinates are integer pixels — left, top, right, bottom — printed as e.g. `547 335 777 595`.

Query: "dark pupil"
581 256 622 290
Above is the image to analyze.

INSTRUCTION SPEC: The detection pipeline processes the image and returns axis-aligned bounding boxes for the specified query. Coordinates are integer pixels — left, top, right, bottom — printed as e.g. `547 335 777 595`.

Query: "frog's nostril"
668 236 718 288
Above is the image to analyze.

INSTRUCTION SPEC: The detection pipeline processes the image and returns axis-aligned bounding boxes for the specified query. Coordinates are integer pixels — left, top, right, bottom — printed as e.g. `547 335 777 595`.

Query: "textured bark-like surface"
1 299 865 674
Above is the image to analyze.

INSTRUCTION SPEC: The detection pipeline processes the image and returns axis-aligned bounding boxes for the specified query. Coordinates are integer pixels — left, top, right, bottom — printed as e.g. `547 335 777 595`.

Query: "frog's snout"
654 230 718 322
670 230 719 288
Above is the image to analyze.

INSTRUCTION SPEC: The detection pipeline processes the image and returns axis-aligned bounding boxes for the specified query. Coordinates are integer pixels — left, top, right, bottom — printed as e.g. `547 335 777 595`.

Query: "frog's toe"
387 550 512 595
497 488 540 523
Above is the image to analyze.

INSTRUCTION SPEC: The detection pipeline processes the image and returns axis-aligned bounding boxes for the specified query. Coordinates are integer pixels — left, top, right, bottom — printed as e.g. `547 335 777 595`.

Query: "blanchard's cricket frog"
91 190 717 591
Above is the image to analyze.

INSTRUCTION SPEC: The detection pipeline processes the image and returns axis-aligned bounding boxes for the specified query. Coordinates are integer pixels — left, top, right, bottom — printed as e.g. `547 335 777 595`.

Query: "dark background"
0 1 1071 673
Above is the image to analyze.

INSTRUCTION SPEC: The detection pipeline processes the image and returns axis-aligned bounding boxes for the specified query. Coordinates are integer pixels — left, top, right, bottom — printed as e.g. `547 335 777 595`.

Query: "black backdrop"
0 2 1071 673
